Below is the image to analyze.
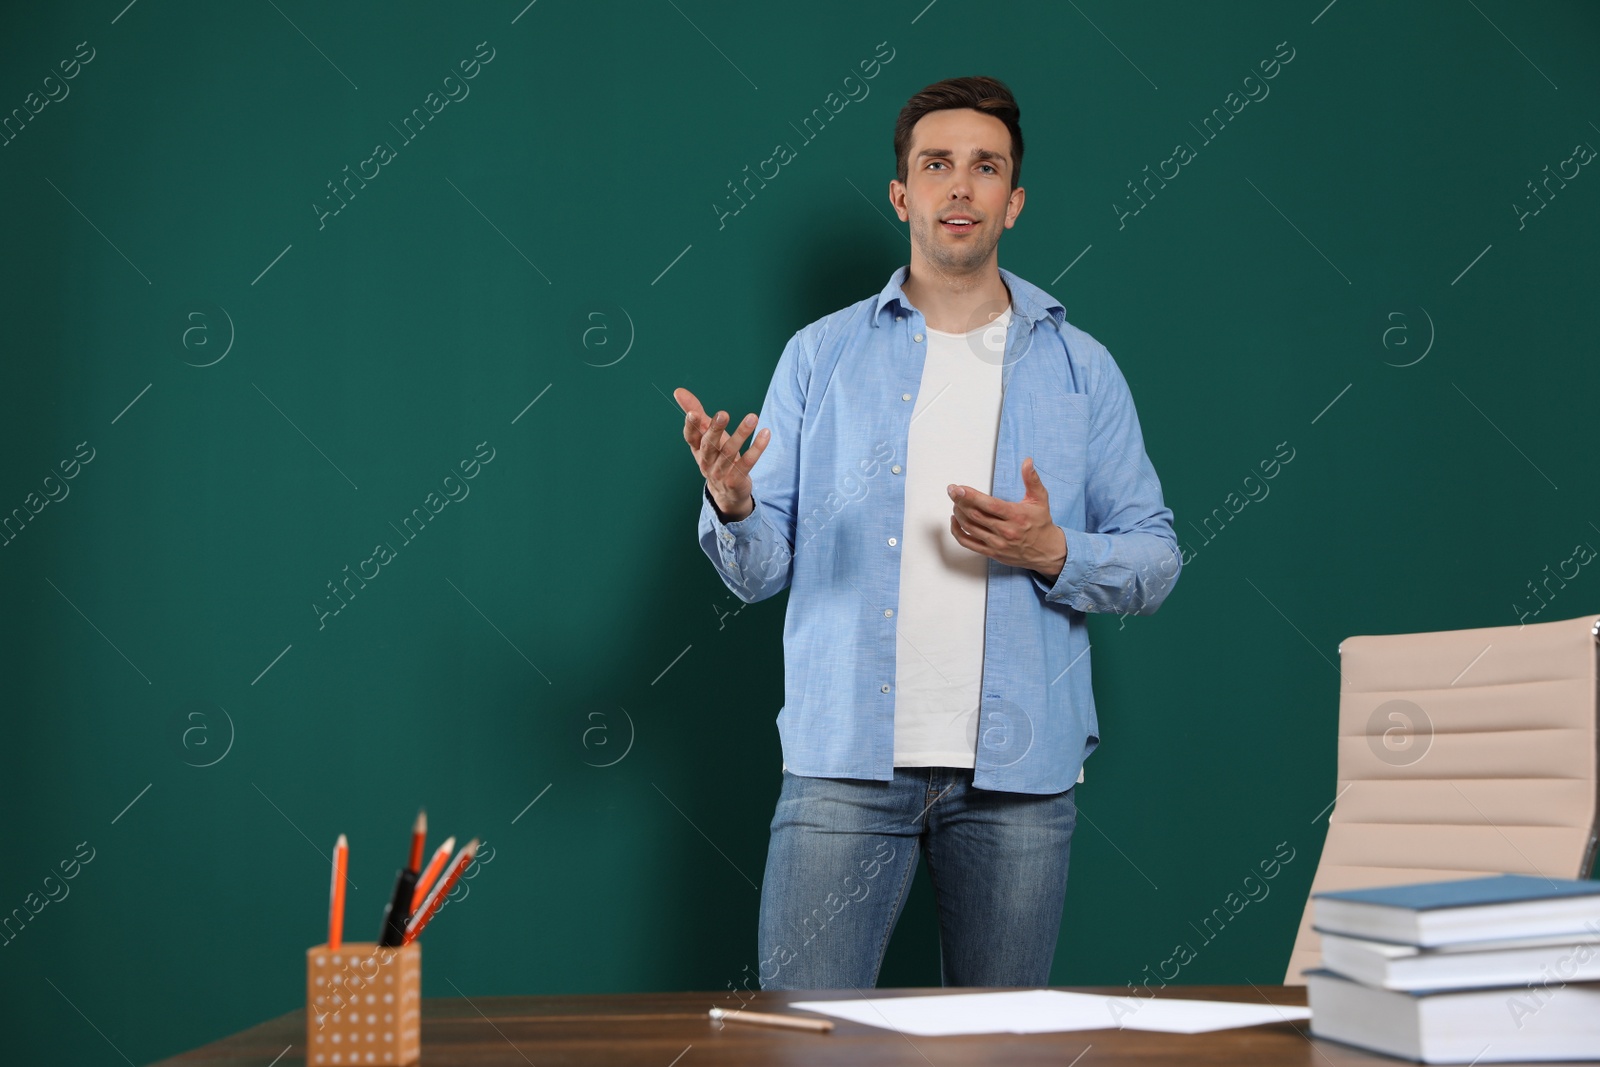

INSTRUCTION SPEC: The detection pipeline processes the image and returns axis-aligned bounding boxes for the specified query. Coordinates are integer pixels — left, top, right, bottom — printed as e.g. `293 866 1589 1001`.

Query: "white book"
1317 927 1600 991
1306 967 1600 1063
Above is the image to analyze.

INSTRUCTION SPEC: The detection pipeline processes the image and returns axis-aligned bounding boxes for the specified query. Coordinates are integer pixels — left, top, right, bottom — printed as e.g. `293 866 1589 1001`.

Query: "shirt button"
901 393 912 401
881 684 891 693
912 333 924 343
891 465 901 475
883 608 893 617
887 537 897 546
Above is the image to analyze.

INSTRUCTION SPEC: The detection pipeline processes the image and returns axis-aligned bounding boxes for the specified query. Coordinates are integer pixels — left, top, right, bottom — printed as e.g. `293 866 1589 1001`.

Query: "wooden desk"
144 984 1600 1066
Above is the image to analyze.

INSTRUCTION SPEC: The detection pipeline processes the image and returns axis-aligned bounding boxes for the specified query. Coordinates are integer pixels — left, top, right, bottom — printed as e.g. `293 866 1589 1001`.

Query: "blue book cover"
1313 874 1600 912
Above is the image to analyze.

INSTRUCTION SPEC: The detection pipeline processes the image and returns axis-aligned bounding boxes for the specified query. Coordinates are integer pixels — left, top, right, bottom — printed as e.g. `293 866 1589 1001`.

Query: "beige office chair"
1284 612 1600 985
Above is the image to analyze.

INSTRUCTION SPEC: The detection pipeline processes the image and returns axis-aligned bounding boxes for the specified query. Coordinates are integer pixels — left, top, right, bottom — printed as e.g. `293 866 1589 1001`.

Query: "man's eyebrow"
916 147 1009 167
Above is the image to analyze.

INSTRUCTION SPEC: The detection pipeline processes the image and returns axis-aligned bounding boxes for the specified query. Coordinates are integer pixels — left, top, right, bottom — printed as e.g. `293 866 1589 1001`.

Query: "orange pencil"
328 833 348 950
403 837 478 944
411 835 455 912
409 809 427 873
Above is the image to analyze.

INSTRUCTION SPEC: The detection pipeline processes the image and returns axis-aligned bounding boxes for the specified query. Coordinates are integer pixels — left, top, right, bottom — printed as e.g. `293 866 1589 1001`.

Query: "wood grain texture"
145 984 1600 1066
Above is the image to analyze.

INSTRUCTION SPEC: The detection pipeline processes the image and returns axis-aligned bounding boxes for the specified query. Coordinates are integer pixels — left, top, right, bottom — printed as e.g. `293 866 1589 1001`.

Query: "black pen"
378 867 418 947
379 809 426 947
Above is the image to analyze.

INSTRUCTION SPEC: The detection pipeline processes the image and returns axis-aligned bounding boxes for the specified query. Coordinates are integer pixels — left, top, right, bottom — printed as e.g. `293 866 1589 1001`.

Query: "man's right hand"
674 386 769 522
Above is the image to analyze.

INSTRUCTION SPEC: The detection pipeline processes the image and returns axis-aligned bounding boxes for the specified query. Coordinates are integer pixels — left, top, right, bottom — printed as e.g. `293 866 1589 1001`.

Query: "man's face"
891 108 1025 274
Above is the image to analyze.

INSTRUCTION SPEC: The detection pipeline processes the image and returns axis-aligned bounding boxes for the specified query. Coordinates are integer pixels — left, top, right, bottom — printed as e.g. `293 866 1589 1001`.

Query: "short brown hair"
894 76 1024 190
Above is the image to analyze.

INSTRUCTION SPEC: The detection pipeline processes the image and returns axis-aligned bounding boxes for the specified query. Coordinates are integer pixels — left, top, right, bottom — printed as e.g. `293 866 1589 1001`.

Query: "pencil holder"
306 941 421 1066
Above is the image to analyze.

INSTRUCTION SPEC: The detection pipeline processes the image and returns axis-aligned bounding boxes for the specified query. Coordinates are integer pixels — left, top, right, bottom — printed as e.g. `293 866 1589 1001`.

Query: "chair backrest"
1283 612 1600 985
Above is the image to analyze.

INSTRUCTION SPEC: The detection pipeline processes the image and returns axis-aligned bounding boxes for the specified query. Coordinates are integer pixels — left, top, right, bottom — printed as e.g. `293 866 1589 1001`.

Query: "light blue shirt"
698 266 1181 793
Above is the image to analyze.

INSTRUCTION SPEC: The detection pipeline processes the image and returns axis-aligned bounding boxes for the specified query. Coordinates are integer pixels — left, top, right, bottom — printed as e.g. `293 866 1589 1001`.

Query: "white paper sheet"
787 989 1311 1036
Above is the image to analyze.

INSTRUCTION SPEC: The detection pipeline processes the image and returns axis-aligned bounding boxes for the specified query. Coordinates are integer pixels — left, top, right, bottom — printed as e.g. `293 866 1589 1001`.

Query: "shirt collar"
870 264 1065 328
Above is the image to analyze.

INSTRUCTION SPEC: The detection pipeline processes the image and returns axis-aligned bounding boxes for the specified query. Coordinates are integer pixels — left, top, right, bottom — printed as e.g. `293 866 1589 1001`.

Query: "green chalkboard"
2 0 1596 1062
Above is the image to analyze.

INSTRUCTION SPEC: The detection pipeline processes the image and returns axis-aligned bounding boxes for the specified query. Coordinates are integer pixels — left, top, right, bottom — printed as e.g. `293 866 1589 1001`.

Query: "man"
675 76 1180 990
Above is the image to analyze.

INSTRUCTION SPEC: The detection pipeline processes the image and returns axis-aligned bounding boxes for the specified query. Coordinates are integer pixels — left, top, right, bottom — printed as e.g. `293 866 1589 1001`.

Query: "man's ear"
888 179 910 222
1005 185 1026 229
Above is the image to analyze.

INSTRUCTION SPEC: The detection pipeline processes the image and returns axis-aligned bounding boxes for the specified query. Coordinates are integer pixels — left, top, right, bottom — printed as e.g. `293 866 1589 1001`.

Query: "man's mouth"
940 215 977 233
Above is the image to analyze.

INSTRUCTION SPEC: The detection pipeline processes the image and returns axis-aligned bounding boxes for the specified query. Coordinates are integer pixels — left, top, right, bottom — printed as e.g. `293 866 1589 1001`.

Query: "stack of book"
1305 873 1600 1063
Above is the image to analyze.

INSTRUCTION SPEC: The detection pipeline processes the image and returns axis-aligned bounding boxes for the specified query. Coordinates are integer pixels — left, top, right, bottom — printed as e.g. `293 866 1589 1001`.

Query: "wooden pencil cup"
306 941 421 1066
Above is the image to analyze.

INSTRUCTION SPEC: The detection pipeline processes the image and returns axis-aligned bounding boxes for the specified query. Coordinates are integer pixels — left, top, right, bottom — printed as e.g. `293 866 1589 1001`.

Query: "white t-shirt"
892 305 1005 767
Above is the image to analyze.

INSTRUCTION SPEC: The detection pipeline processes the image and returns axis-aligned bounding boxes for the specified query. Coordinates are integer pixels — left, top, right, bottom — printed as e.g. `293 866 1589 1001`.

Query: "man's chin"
923 244 997 274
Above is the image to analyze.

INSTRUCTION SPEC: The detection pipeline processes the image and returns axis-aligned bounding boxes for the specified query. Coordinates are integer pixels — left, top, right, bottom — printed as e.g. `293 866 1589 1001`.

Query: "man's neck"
899 257 1012 334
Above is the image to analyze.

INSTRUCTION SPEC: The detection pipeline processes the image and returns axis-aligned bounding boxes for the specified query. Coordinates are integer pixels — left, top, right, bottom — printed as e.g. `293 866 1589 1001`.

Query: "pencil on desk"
708 1006 833 1032
411 835 455 911
327 833 348 950
403 837 478 944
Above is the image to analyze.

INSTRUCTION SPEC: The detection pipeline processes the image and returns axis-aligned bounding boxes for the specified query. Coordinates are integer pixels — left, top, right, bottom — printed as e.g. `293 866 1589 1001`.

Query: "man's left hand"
948 457 1068 582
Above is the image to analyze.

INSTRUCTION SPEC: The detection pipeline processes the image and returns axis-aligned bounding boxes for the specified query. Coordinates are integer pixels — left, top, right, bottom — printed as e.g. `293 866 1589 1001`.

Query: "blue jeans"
756 765 1077 990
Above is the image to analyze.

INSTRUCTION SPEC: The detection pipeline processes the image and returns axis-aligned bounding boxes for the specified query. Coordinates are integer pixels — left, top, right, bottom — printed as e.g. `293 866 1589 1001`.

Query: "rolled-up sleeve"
697 329 809 604
1032 348 1181 616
